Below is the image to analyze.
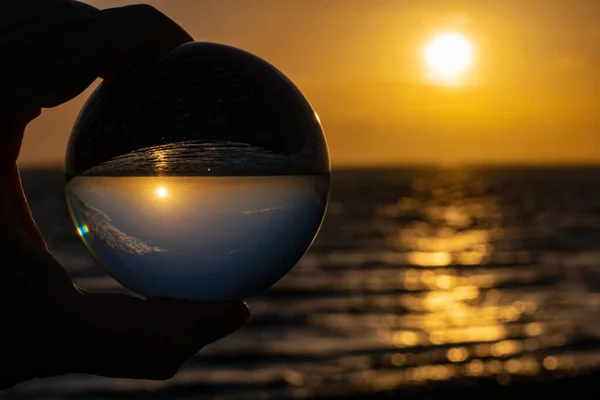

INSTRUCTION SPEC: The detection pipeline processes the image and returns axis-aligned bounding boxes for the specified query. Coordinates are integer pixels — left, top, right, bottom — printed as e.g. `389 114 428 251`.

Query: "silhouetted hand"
0 0 249 390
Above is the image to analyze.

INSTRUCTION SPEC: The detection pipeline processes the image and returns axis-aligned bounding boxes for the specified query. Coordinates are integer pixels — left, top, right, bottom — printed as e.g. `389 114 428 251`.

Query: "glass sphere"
65 42 330 301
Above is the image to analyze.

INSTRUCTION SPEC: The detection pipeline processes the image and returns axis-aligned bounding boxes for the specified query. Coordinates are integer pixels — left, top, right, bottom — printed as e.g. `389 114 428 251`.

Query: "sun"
155 187 168 198
424 32 473 85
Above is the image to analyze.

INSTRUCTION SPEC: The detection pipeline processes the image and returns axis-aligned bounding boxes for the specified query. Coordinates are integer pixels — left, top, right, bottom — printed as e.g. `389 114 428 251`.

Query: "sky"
19 0 600 167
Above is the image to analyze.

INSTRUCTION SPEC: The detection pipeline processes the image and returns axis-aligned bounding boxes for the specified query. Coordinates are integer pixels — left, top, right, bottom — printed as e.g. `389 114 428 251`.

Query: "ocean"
4 166 600 399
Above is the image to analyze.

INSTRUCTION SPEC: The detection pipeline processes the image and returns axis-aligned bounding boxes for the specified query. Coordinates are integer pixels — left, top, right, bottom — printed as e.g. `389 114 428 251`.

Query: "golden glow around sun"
155 187 168 198
424 32 473 85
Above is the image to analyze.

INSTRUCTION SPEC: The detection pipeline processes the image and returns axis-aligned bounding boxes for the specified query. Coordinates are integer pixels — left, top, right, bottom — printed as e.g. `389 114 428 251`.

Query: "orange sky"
19 0 600 167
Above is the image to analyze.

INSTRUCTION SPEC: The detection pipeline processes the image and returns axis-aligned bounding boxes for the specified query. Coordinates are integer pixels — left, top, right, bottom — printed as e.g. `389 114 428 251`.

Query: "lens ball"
65 42 330 301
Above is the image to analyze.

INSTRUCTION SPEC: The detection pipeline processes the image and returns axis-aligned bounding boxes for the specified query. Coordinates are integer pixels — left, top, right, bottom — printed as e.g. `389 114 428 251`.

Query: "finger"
1 4 193 110
0 4 193 168
0 0 97 165
62 293 249 380
0 0 98 38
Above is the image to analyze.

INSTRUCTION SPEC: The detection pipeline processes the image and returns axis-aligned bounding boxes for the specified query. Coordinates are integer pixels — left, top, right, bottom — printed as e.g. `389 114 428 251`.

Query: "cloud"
243 205 288 214
72 194 166 255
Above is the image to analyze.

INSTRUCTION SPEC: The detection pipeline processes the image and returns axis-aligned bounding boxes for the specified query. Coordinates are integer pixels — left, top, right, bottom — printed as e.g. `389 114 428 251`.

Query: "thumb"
62 293 249 380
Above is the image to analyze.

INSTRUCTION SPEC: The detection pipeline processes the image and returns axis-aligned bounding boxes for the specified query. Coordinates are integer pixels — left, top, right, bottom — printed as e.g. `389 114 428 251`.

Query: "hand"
0 0 249 390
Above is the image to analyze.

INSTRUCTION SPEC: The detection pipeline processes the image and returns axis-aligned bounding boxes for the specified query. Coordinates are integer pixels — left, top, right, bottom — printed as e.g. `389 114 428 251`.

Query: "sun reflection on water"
303 169 588 392
151 149 169 175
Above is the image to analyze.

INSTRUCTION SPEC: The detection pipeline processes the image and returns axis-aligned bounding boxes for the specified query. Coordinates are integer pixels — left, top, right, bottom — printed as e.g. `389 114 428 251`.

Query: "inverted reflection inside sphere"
65 42 330 301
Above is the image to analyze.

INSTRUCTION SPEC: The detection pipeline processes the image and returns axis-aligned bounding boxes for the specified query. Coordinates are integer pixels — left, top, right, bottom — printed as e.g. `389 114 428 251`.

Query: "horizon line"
17 161 600 170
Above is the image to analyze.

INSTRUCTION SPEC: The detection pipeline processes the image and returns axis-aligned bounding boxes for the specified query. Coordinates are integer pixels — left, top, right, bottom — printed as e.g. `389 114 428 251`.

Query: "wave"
81 140 328 177
70 194 166 255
